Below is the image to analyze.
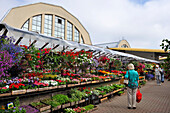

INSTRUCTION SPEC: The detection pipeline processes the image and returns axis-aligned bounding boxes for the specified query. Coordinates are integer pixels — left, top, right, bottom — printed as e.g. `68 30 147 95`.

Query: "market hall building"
1 2 167 61
1 2 92 45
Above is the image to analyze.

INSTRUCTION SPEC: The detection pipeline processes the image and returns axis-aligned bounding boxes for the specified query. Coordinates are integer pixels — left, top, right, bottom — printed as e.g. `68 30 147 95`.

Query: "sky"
0 0 170 49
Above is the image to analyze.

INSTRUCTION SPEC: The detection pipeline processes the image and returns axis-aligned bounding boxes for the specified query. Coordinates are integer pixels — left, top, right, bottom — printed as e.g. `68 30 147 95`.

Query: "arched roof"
1 2 92 45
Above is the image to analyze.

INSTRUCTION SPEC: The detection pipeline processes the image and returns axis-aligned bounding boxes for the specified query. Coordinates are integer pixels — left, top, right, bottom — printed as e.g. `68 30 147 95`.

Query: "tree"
160 39 170 79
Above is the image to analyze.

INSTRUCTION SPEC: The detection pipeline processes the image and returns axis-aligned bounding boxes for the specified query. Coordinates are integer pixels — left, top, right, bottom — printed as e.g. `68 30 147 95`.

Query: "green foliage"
160 39 170 77
70 88 86 100
52 94 69 104
0 88 9 94
118 91 124 94
41 99 60 107
14 97 20 107
30 102 43 107
83 104 94 111
92 90 100 96
113 84 125 89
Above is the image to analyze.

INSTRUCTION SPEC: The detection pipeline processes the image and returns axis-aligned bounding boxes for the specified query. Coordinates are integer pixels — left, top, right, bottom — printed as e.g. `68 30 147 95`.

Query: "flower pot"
26 88 38 93
0 92 11 97
38 87 49 91
12 89 26 95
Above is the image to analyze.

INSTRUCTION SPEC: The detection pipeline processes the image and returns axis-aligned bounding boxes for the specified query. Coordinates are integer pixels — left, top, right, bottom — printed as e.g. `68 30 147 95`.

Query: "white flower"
5 85 9 89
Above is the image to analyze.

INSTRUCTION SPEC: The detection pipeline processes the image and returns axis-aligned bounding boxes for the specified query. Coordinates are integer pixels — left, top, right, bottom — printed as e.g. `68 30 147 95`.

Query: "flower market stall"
0 23 159 113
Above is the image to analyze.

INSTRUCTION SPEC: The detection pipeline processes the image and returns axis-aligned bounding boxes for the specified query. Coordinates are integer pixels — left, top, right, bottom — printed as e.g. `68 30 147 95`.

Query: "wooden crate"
79 99 85 104
67 84 75 87
80 82 87 85
12 89 26 95
62 103 70 108
38 87 49 91
48 86 58 90
52 105 61 111
0 92 11 97
26 88 38 93
86 81 92 84
100 97 108 102
58 85 66 88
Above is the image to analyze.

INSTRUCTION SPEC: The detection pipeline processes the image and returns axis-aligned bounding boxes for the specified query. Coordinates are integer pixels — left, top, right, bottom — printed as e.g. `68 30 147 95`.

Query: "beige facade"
118 40 130 48
2 2 92 45
94 39 130 48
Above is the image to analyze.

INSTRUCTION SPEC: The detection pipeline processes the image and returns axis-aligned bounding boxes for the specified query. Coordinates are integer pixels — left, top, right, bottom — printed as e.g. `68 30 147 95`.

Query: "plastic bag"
136 89 142 103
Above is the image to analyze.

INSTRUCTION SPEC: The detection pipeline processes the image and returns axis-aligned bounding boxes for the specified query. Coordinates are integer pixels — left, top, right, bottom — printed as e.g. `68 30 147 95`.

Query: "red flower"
37 53 40 55
44 48 47 51
37 56 40 58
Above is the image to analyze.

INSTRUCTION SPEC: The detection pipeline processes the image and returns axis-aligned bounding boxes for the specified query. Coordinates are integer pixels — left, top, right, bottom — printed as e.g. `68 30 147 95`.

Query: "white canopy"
0 23 160 63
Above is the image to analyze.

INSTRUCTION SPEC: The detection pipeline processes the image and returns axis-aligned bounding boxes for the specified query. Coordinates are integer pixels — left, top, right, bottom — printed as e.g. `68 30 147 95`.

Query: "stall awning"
0 23 160 63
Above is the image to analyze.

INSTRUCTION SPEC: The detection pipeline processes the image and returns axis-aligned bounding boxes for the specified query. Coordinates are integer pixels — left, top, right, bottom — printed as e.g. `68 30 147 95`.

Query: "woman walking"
155 65 161 85
125 63 139 109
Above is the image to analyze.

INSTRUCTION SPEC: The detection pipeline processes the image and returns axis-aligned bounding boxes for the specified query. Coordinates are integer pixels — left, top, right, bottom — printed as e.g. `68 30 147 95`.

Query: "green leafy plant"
83 104 94 111
52 94 69 104
41 99 60 107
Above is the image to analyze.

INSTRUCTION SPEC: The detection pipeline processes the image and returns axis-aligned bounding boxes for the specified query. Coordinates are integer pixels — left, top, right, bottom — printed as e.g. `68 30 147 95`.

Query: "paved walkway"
92 80 170 113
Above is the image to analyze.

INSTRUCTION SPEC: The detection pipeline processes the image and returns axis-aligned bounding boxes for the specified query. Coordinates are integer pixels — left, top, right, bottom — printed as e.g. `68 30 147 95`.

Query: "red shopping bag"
136 89 142 103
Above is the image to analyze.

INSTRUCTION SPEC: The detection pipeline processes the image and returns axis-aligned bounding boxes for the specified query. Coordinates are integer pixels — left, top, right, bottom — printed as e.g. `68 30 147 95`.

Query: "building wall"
118 40 131 48
2 2 92 45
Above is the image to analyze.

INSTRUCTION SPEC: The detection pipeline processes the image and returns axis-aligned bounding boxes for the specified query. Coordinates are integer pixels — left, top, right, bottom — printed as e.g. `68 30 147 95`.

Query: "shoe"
132 107 136 109
127 107 131 109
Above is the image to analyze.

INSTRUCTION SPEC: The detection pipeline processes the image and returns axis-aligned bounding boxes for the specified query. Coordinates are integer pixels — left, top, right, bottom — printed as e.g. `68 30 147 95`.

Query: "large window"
67 21 73 41
121 44 128 48
80 35 84 44
21 19 29 31
44 15 52 36
32 15 42 33
54 16 65 39
74 27 79 42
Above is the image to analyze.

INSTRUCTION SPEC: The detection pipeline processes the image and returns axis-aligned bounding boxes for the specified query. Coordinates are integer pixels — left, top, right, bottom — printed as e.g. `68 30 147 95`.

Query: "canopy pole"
15 37 23 45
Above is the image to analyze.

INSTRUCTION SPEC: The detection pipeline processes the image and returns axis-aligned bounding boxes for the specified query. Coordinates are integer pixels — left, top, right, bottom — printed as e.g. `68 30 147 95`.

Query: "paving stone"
92 80 170 113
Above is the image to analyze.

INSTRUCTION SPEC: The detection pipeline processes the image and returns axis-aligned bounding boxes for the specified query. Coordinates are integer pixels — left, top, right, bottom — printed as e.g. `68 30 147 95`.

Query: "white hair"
128 63 134 70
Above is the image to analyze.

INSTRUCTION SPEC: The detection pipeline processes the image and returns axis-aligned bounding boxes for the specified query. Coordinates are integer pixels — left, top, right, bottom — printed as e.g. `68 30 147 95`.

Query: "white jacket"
155 68 161 76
